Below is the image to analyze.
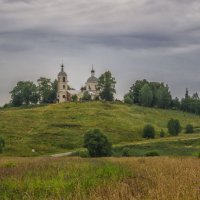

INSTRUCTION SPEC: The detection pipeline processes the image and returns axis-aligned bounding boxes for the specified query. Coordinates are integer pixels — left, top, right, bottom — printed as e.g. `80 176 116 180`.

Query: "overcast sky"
0 0 200 105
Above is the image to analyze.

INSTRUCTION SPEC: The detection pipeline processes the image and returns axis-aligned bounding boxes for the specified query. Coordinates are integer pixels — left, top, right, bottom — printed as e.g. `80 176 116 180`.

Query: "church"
57 64 99 103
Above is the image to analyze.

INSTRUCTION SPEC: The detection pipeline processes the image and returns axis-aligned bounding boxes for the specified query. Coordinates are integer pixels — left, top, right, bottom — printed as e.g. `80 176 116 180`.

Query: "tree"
130 79 148 104
167 119 181 136
142 124 155 139
84 129 112 157
71 95 78 102
124 93 133 104
185 124 194 134
155 85 172 109
82 91 92 101
185 88 189 99
10 81 39 106
0 136 5 153
139 84 153 107
98 71 116 101
171 97 180 110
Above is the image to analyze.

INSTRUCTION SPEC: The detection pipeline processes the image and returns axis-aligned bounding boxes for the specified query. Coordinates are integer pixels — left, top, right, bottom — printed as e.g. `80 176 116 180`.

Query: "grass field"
0 156 199 200
1 102 200 156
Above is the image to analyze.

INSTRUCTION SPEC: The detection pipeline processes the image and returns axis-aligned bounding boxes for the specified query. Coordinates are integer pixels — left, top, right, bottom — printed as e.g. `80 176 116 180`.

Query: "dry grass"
90 157 200 200
0 157 200 200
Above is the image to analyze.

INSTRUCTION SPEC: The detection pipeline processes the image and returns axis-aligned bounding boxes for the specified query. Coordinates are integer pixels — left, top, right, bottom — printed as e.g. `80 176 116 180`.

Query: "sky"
0 0 200 105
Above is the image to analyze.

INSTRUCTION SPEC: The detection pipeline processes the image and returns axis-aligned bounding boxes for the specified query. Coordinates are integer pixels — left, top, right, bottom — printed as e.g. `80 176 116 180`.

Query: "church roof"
58 64 67 76
87 76 98 83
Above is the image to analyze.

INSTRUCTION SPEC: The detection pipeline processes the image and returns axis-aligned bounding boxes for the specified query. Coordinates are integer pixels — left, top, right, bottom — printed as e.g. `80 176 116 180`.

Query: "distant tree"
192 92 199 100
82 91 92 101
71 94 78 102
10 81 39 106
130 79 148 104
185 88 189 99
98 71 116 101
185 124 194 134
167 119 181 136
155 85 172 109
142 124 155 139
124 93 134 104
160 129 165 138
171 97 181 110
0 136 5 153
84 129 112 157
139 84 153 107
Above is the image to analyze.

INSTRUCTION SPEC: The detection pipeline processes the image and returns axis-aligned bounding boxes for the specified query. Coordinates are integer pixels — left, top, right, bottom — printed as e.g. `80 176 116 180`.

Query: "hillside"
1 102 200 156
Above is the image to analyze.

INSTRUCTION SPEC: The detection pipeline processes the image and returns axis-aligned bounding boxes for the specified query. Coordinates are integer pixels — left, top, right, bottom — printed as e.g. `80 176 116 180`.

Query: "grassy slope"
0 102 200 156
0 157 199 200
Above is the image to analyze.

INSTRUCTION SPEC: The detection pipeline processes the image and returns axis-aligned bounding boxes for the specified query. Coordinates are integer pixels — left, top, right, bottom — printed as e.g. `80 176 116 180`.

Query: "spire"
91 64 95 76
61 64 64 72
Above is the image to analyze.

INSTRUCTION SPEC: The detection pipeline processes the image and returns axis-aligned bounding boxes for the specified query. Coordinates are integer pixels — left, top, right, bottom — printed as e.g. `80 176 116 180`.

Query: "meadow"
0 156 199 200
1 102 200 156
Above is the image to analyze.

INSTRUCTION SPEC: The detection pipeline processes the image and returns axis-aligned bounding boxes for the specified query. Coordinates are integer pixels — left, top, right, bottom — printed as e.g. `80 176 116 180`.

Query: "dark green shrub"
122 147 130 157
160 129 165 138
84 129 112 157
167 119 181 136
0 136 5 153
145 151 160 157
185 124 194 134
198 152 200 158
142 124 155 139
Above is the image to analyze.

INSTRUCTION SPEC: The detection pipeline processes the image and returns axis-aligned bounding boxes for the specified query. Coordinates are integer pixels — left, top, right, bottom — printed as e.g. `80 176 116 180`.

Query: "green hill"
1 102 200 156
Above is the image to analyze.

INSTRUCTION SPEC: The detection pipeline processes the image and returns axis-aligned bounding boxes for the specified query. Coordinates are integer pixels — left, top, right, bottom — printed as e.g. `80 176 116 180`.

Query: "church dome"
58 64 67 76
87 76 98 83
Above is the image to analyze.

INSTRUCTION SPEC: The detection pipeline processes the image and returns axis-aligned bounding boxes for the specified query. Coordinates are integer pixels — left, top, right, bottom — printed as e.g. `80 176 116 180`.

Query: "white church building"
57 64 99 103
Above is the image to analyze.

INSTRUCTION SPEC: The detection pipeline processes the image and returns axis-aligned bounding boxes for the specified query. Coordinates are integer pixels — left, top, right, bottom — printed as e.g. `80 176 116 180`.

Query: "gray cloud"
0 0 200 105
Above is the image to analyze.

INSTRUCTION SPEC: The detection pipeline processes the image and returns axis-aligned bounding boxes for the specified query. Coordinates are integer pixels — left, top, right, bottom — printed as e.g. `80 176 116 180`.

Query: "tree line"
124 79 200 115
5 71 116 107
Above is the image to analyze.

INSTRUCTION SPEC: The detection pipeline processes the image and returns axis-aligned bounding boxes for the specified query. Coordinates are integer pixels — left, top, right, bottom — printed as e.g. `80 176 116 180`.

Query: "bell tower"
57 64 68 103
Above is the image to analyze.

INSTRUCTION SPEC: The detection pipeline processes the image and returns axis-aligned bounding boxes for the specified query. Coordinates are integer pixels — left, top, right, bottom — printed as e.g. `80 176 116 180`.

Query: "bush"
84 129 112 157
198 152 200 158
160 129 165 138
185 124 194 134
167 119 181 136
145 151 160 157
142 124 155 139
0 136 5 153
122 147 130 157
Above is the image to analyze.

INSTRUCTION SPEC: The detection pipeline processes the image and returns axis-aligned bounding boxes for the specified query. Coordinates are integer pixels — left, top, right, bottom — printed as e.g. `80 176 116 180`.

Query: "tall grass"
0 157 199 200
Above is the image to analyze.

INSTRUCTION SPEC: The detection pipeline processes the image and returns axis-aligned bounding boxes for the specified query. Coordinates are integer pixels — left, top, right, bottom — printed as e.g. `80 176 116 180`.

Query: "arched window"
63 95 66 98
63 77 66 82
63 85 65 89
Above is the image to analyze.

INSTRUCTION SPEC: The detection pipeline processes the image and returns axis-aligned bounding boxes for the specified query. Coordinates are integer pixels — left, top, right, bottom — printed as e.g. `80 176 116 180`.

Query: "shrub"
82 91 91 101
142 124 155 139
84 129 112 157
198 152 200 158
185 124 194 134
0 136 5 153
122 147 130 157
167 119 181 136
160 129 165 138
145 151 160 157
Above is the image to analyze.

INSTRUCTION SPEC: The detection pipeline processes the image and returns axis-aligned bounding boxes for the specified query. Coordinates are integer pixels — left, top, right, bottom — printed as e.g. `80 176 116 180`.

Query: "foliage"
145 151 160 157
84 129 112 157
124 93 133 104
142 124 155 139
37 77 57 103
155 85 172 109
10 81 39 106
71 95 78 102
0 136 5 153
82 91 92 101
139 84 153 107
98 71 116 101
160 129 165 138
185 124 194 134
122 147 131 157
167 119 181 136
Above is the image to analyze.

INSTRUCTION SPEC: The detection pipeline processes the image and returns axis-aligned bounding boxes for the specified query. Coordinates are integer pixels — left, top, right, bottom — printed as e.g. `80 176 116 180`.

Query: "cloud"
0 0 200 105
